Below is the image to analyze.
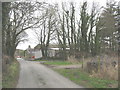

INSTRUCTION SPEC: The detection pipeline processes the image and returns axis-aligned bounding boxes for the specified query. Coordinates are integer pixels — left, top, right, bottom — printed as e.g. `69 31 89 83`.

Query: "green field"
53 68 118 88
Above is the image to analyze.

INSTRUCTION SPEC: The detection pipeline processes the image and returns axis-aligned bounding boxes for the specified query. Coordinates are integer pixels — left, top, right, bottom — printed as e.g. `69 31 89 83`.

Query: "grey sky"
16 0 119 50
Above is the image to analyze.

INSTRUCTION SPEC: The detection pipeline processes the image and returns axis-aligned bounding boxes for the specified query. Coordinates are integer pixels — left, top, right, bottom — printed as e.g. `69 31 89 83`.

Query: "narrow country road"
17 59 84 88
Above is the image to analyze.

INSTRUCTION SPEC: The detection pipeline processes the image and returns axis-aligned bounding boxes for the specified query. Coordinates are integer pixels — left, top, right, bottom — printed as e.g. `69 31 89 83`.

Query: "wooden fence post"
82 56 84 69
98 56 100 73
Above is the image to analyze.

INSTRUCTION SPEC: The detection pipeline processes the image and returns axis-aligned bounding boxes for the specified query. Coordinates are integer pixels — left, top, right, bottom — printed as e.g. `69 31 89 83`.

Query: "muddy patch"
44 64 81 69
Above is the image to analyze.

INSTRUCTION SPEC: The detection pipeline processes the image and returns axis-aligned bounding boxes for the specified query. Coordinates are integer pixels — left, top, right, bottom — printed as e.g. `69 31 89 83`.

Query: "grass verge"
2 60 20 88
53 68 118 88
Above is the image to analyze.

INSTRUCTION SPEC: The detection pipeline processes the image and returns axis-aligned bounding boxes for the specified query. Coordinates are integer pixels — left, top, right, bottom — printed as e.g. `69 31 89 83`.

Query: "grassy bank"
53 68 118 88
2 60 20 88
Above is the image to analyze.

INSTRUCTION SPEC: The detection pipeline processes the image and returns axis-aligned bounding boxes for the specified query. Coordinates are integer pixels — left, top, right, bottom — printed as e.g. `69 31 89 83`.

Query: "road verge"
2 60 20 88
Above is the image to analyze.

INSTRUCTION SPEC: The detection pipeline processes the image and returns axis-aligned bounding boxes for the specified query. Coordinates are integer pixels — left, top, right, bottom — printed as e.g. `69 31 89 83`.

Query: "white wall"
48 49 55 57
34 50 42 59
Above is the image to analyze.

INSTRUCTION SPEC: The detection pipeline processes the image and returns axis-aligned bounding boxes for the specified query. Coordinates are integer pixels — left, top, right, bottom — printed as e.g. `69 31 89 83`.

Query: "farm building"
34 44 61 58
24 45 42 60
24 45 35 60
24 44 70 60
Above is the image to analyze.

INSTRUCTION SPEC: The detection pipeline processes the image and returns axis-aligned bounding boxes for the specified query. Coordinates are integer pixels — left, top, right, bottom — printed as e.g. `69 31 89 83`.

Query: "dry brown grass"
67 55 118 81
67 55 80 63
90 64 118 80
83 55 118 81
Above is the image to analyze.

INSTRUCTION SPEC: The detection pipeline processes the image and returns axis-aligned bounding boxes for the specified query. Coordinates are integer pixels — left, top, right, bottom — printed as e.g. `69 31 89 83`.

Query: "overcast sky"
16 0 119 50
